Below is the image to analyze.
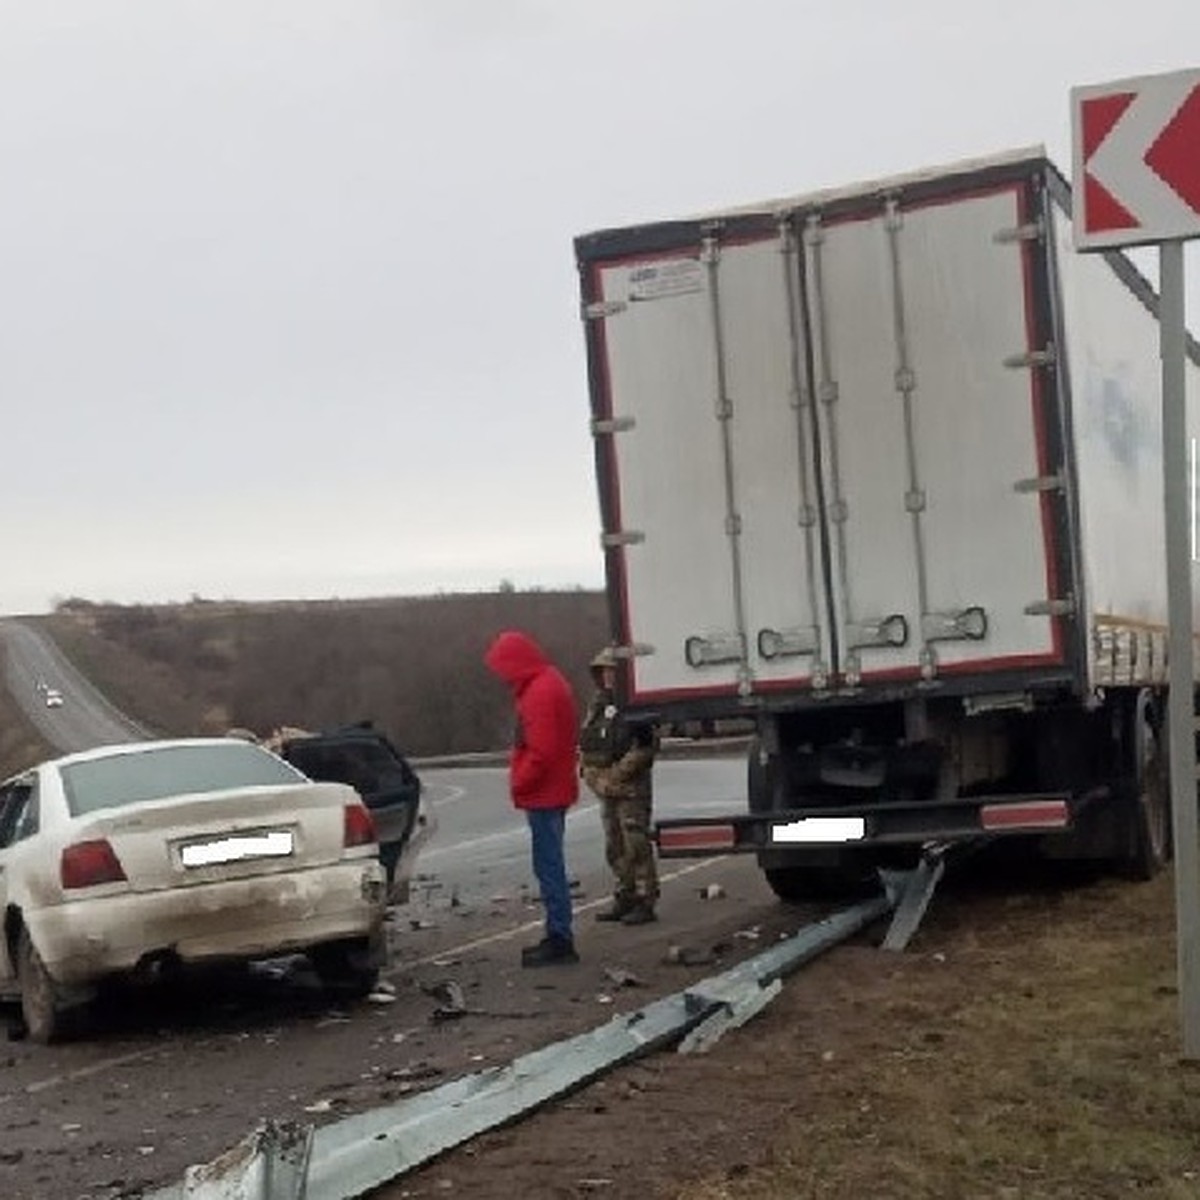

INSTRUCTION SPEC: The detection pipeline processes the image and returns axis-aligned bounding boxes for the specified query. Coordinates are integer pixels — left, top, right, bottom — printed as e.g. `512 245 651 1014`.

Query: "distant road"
0 619 148 753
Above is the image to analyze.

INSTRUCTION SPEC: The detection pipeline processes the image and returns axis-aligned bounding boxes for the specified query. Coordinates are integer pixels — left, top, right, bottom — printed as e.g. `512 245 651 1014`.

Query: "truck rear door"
586 233 832 702
579 163 1071 706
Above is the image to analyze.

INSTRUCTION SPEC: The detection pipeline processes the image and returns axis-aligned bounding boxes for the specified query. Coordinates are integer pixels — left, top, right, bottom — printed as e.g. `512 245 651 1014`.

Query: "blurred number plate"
181 831 294 867
770 817 865 844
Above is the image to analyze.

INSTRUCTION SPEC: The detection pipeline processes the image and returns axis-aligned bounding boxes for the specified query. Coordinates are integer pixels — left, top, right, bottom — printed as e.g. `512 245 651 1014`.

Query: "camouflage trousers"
600 794 659 904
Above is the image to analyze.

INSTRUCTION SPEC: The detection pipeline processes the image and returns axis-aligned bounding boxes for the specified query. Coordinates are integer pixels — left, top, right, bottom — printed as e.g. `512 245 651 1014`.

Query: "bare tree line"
40 591 610 757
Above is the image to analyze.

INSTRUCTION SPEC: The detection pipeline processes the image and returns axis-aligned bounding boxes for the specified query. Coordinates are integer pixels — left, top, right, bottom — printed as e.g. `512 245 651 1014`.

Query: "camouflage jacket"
578 689 657 802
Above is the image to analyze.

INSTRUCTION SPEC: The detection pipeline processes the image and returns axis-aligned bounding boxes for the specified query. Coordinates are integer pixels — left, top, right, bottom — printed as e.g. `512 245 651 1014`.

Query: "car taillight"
61 839 127 889
344 804 377 848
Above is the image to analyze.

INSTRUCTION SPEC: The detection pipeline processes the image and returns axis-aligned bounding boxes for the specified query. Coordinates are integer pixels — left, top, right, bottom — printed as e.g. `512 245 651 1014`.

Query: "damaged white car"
0 738 388 1043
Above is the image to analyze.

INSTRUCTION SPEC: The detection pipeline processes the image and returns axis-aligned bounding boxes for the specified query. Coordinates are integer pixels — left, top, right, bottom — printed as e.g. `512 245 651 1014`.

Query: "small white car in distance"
44 689 63 708
0 738 388 1042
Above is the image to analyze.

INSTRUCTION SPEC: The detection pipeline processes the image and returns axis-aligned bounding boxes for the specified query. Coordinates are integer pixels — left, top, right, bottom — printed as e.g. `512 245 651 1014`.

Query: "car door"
0 778 37 988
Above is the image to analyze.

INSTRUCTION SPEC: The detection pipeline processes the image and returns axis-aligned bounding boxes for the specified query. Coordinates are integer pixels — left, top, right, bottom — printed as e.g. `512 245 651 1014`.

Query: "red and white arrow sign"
1073 68 1200 250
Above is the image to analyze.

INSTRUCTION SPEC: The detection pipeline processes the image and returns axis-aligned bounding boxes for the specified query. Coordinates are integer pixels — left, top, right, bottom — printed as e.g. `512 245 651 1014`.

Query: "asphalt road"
0 758 784 1200
419 758 747 908
0 620 148 753
0 624 779 1199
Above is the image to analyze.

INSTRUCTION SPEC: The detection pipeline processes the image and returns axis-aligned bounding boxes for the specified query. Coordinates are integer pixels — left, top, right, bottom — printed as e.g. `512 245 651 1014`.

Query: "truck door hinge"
612 642 654 660
601 531 645 548
1013 470 1065 494
591 416 636 436
1025 596 1076 618
993 219 1045 245
1004 344 1056 370
583 300 627 320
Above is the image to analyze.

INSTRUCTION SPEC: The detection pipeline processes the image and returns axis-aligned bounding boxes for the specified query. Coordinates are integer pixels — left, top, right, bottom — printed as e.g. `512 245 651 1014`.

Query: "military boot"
619 901 657 926
594 897 635 923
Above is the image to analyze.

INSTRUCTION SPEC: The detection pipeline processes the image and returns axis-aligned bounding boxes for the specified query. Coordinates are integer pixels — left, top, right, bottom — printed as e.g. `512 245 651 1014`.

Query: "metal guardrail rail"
145 886 901 1200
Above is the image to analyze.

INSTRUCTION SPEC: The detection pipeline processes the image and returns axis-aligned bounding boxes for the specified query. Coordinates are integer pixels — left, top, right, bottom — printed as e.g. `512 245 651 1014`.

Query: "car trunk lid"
68 782 361 893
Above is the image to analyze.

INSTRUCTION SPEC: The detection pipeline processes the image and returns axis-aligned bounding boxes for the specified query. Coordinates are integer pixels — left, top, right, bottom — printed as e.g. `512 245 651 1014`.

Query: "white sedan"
0 738 388 1042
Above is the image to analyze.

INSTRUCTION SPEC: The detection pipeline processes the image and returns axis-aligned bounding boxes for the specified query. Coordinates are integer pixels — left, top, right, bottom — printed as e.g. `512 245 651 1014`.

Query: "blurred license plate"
181 831 294 867
770 817 865 844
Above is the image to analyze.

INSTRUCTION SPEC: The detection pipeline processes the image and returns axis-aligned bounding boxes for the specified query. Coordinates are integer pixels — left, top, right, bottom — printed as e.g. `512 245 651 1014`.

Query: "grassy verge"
0 658 53 777
676 871 1200 1200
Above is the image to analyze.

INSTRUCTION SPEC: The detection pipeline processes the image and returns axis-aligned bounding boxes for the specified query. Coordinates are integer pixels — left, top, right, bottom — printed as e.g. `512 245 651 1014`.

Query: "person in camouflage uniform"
579 647 659 925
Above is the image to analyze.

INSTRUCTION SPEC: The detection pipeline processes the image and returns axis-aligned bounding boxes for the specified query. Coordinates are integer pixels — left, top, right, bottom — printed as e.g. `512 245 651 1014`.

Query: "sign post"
1073 67 1200 1059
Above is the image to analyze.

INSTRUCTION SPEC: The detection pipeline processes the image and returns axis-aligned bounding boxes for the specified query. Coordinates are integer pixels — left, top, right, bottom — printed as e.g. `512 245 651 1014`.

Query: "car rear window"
60 743 307 817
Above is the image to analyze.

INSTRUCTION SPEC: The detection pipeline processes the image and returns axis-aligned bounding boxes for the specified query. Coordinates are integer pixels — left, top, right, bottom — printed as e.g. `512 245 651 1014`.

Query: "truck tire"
747 738 775 813
763 863 877 904
1122 691 1170 881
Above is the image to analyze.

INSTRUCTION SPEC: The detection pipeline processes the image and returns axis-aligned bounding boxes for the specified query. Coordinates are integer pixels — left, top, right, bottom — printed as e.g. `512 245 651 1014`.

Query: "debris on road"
602 967 643 989
698 884 725 900
664 945 718 967
423 980 469 1022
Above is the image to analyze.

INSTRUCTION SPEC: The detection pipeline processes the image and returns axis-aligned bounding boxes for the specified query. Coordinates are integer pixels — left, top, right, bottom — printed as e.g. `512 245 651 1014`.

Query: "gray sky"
2 0 1199 615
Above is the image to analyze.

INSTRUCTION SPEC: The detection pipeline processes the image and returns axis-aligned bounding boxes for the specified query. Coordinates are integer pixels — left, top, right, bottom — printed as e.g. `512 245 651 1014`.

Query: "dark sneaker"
619 903 657 926
521 937 580 967
594 900 635 923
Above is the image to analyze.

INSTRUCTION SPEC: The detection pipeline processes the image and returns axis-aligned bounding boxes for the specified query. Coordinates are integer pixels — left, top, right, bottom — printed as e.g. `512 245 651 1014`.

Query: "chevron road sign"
1072 67 1200 250
1072 66 1200 1061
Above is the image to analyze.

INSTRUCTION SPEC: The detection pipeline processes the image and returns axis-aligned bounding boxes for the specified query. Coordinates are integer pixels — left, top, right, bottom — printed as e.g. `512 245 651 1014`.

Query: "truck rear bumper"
655 791 1086 857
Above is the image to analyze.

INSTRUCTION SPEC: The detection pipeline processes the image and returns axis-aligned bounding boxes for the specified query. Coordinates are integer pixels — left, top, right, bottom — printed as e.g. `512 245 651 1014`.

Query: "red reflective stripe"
658 824 736 851
980 800 1069 831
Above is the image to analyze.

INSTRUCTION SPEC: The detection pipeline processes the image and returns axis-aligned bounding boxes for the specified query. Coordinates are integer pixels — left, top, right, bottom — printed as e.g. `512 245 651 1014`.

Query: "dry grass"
674 872 1200 1200
0 666 53 777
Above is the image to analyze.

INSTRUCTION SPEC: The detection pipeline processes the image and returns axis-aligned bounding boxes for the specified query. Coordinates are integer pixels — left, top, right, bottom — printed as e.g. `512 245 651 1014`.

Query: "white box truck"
574 147 1200 900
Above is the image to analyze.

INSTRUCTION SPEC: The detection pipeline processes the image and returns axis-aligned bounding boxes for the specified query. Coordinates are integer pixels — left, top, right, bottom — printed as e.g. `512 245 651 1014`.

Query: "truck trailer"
574 147 1200 899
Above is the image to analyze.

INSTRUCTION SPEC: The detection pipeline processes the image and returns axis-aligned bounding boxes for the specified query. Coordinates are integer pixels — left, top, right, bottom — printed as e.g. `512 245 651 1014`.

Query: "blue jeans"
526 808 572 942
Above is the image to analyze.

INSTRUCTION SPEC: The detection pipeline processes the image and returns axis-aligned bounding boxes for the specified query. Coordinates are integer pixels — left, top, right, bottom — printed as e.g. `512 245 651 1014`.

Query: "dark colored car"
275 722 433 902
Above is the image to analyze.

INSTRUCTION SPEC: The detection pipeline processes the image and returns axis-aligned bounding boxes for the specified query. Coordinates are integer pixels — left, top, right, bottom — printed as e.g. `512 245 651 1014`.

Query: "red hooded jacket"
484 631 580 811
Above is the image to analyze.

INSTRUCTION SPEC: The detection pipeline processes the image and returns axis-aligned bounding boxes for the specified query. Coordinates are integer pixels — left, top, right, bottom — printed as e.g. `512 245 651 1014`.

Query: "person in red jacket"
484 630 581 966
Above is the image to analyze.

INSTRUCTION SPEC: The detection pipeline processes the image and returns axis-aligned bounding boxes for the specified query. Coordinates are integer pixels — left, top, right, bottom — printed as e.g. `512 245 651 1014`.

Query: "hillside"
30 590 610 758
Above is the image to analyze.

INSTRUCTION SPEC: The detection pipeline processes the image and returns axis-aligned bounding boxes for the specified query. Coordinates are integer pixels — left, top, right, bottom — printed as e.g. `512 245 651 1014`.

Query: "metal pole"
1161 238 1200 1060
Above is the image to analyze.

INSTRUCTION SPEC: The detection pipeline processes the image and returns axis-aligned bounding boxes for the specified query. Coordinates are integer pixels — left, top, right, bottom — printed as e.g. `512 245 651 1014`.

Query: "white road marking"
419 796 602 863
0 1047 163 1103
398 857 722 970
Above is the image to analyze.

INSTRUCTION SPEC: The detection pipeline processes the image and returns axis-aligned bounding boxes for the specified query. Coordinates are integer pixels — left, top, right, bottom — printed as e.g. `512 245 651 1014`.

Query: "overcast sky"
2 1 1198 615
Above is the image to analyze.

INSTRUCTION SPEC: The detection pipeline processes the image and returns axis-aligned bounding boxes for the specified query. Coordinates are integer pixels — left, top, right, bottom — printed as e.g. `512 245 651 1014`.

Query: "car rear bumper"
26 859 387 987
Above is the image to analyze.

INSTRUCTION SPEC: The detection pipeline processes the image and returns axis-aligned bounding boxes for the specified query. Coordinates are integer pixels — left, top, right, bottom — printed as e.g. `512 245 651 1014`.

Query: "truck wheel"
763 864 875 904
1122 692 1170 881
16 927 67 1044
747 739 773 813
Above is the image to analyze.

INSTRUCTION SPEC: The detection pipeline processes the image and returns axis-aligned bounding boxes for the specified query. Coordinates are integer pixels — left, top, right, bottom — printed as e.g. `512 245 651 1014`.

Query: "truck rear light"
658 824 736 852
344 803 377 848
980 799 1069 831
61 839 127 889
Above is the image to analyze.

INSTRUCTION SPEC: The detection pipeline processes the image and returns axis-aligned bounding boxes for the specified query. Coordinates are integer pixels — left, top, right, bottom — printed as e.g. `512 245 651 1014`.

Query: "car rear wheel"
16 927 67 1044
310 938 380 1000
